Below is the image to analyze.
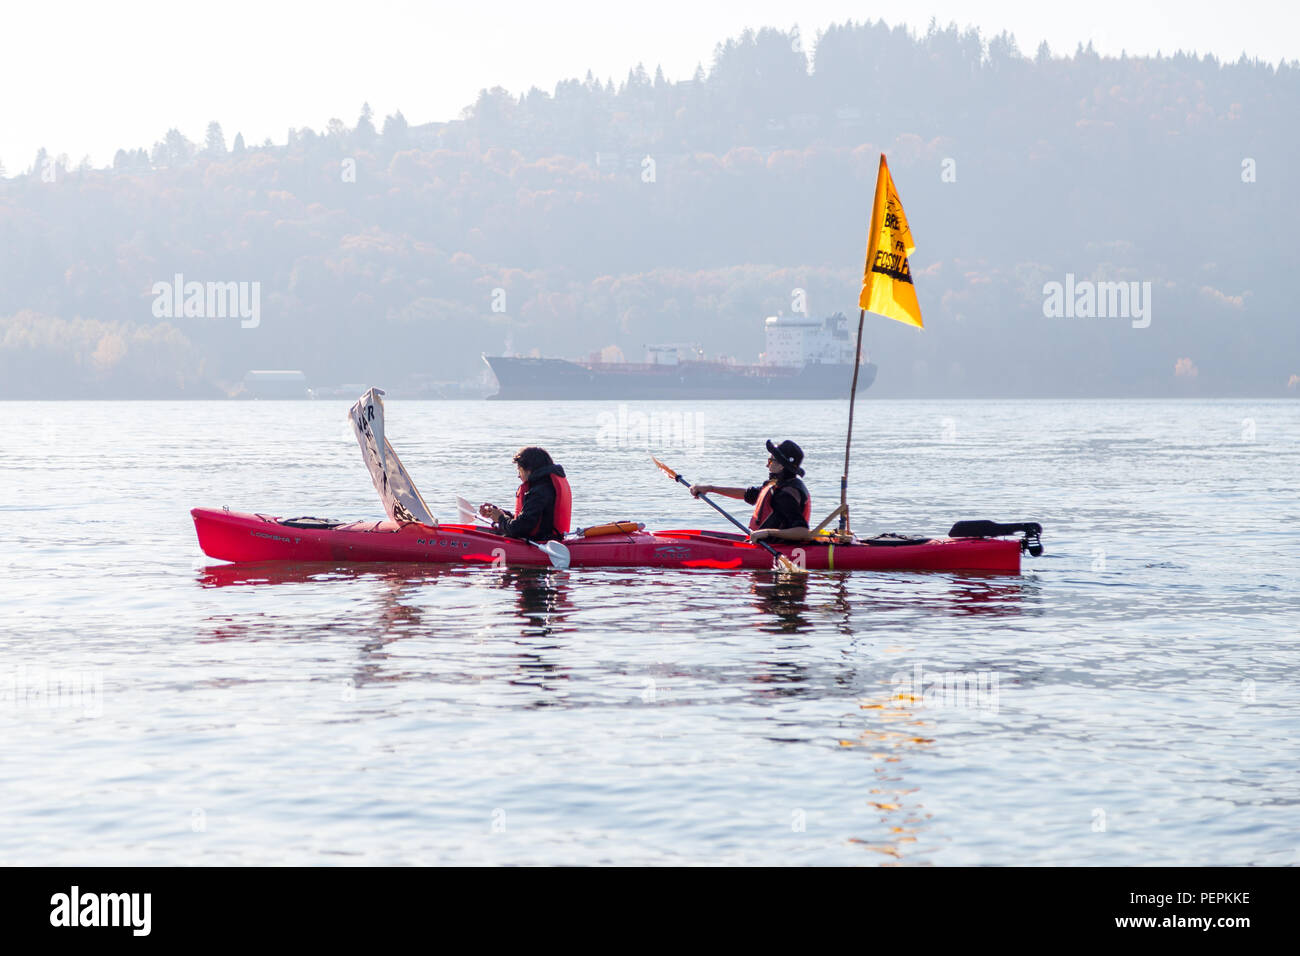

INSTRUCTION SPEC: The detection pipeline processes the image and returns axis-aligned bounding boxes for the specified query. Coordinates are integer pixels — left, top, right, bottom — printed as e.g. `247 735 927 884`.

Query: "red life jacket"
513 472 573 538
551 474 572 534
749 477 812 530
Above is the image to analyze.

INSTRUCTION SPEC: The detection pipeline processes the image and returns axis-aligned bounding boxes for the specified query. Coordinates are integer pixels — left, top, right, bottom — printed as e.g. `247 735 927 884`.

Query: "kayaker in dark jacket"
480 446 572 542
689 439 812 543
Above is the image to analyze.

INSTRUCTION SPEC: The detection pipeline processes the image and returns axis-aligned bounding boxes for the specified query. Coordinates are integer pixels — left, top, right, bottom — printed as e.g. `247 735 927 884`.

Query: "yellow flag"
858 154 923 328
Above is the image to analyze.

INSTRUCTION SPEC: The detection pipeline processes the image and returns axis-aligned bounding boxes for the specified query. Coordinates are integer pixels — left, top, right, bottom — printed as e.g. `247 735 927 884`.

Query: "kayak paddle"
532 538 571 570
457 494 570 569
456 495 494 527
651 456 804 574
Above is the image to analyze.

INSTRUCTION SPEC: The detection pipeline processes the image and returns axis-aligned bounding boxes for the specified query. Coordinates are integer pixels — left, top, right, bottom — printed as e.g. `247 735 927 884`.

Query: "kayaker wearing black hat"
480 446 572 542
689 439 812 542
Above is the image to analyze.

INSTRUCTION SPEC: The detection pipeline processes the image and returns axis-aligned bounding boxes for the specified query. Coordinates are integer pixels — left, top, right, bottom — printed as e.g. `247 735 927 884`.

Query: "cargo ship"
484 313 876 400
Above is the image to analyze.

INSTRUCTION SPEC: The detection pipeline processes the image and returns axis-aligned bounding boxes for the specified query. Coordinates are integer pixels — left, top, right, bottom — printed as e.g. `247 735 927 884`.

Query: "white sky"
2 0 1295 169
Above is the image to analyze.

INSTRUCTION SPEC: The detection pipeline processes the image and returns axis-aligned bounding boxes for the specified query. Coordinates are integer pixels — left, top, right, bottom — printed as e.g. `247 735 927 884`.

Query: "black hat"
766 439 805 476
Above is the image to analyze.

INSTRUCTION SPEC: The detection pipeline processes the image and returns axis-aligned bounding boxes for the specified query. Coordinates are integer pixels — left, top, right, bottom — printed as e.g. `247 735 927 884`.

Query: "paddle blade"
650 455 678 481
455 495 493 527
776 555 807 575
537 540 571 570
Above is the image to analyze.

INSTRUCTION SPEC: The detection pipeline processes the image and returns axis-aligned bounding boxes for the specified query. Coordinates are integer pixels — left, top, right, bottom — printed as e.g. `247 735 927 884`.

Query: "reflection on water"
193 564 1038 710
191 560 1024 863
198 563 1036 629
843 684 937 864
750 573 814 633
501 569 573 637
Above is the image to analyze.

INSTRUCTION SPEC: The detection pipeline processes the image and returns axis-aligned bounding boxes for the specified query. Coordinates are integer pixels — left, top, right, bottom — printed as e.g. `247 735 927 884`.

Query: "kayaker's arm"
750 527 813 543
497 481 557 539
689 484 748 500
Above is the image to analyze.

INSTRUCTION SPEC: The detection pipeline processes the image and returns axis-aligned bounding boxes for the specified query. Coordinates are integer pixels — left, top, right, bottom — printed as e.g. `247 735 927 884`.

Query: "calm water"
1 399 1297 865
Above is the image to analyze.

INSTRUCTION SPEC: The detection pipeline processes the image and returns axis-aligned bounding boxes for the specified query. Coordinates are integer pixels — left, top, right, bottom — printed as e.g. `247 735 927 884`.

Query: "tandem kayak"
191 507 1041 573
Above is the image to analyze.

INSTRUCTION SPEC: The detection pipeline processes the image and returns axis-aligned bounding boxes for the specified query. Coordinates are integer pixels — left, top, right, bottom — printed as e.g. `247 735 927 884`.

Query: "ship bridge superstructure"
761 313 858 367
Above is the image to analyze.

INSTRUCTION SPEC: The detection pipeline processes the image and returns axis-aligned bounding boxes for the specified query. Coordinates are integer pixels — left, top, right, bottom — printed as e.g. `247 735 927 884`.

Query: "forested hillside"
1 20 1295 398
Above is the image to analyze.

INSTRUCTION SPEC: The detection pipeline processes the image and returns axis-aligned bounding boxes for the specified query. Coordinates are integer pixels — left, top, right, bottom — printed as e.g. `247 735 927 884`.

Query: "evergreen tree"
232 132 246 153
382 110 409 144
988 31 1021 66
161 128 195 165
204 121 227 154
356 102 377 141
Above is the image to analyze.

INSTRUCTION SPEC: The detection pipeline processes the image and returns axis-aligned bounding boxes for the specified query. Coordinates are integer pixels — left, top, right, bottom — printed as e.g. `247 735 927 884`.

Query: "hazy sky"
3 0 1295 170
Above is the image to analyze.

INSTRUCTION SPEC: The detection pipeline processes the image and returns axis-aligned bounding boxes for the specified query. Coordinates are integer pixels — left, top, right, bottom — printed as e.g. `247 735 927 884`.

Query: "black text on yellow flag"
858 154 923 329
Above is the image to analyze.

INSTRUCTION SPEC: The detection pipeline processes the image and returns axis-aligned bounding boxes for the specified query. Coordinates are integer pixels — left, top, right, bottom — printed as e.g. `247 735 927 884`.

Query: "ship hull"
485 356 876 400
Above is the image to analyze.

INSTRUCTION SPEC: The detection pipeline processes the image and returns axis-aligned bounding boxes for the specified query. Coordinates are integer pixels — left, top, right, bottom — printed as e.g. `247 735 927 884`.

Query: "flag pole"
841 153 921 534
839 308 867 533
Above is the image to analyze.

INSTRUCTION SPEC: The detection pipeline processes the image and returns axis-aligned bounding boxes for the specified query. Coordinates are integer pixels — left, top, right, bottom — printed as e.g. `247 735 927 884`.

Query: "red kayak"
191 507 1037 573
